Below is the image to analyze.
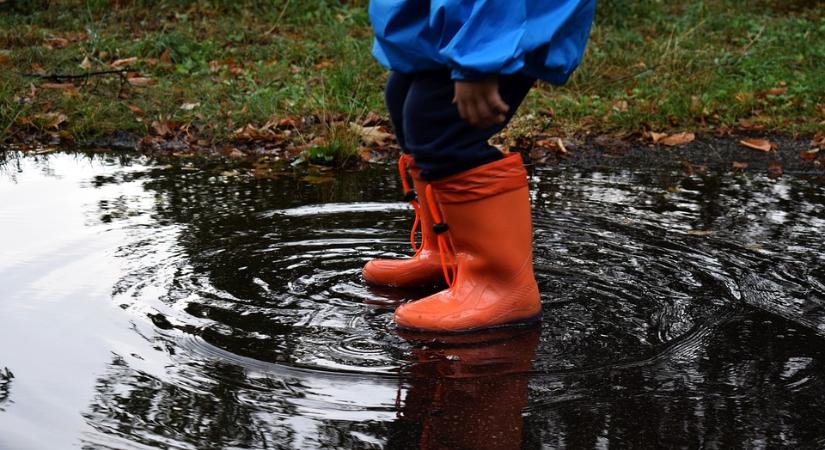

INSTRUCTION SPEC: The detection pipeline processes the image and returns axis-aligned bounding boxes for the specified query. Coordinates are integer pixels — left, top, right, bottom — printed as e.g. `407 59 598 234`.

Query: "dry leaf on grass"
79 56 93 70
661 132 695 146
180 102 200 111
44 37 69 49
127 104 144 115
732 161 749 170
41 83 75 90
350 123 392 146
740 138 773 152
649 131 668 143
127 77 154 86
36 112 68 129
110 57 138 68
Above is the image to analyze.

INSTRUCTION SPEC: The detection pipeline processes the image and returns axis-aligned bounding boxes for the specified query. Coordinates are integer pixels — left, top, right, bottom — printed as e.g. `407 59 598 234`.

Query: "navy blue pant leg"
385 71 414 154
387 69 535 180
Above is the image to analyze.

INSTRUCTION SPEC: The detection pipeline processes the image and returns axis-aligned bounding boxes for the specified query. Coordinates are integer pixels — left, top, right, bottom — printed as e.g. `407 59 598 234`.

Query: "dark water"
1 151 824 449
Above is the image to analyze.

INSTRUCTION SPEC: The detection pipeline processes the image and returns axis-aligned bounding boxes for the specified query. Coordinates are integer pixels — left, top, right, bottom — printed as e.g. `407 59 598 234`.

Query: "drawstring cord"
425 184 457 288
398 156 421 253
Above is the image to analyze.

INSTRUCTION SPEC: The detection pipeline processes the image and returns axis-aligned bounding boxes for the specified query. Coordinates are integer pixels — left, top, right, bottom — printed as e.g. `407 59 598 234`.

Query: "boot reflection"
397 327 540 450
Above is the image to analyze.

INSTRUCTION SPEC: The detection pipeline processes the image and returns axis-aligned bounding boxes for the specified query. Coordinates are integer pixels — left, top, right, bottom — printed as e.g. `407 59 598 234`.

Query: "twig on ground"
19 69 129 82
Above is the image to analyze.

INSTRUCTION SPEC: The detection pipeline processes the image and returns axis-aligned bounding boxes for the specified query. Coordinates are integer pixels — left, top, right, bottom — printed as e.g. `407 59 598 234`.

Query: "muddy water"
1 151 824 449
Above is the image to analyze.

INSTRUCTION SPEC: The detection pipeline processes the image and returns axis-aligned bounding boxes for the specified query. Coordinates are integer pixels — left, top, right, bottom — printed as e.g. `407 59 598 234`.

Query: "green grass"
0 0 823 155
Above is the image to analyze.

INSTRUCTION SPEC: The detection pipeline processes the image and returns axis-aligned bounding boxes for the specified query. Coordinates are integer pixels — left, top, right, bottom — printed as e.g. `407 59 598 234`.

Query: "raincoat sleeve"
430 0 596 84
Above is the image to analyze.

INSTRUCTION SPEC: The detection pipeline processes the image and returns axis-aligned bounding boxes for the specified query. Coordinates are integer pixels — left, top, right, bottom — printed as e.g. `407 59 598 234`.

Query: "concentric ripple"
3 152 825 449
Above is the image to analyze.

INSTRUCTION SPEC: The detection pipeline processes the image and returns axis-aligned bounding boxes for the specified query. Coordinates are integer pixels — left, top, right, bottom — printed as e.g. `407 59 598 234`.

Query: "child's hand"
453 76 510 129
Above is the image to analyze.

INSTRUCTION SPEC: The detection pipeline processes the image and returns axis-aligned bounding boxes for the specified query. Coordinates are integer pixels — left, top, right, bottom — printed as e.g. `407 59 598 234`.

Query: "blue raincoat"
369 0 596 85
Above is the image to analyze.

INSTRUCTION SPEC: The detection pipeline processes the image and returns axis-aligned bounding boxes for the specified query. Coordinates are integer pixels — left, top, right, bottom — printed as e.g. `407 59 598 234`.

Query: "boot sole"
392 311 542 336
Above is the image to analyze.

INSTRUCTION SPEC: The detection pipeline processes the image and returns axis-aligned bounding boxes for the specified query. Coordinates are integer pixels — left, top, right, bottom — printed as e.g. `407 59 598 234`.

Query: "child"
364 1 596 332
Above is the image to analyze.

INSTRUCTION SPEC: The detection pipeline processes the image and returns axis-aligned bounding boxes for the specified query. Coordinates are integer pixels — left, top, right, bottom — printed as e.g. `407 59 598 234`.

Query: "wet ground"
1 149 824 449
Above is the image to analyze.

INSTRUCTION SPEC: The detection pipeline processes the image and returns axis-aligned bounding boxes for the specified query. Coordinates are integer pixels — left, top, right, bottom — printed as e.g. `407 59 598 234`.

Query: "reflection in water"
0 368 12 412
391 328 540 450
1 152 825 448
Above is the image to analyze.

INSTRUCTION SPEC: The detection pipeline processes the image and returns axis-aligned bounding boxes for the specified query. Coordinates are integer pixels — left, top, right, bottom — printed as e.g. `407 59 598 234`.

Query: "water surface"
1 151 824 449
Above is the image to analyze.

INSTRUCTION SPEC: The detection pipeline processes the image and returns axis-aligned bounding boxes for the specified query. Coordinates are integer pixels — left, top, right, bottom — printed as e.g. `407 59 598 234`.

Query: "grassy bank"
0 0 823 163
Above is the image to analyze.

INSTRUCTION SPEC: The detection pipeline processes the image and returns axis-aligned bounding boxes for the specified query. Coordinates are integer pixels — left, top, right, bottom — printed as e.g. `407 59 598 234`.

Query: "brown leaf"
44 37 70 49
767 161 783 179
612 100 628 112
739 138 773 152
150 120 178 137
36 112 68 129
350 123 392 146
732 161 749 170
661 132 696 147
127 104 144 115
361 111 383 126
127 77 154 86
812 131 824 149
160 48 172 64
313 60 334 70
0 51 10 65
110 57 138 68
79 56 93 70
800 148 820 161
41 82 75 90
649 131 668 144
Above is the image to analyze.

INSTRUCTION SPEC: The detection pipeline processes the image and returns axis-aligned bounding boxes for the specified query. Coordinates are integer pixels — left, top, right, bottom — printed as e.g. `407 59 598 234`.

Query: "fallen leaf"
732 161 749 170
227 149 245 159
44 37 69 49
79 56 93 70
0 51 10 65
649 131 668 143
150 120 179 137
359 147 373 162
313 60 334 70
800 148 820 161
361 111 383 126
739 138 773 152
110 57 138 68
556 137 568 155
127 77 154 86
767 161 783 178
661 132 695 146
35 112 68 129
180 102 200 111
687 230 714 236
761 87 788 97
160 48 172 64
127 104 144 115
41 82 75 90
612 100 628 112
350 123 392 146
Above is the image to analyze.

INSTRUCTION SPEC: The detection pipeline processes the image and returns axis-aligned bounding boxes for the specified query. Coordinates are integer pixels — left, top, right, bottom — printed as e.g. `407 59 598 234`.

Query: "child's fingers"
490 91 510 115
459 100 479 127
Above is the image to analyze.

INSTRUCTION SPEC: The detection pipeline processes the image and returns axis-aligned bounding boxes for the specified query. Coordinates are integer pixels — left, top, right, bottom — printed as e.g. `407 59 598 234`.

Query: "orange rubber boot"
362 155 444 287
394 153 541 332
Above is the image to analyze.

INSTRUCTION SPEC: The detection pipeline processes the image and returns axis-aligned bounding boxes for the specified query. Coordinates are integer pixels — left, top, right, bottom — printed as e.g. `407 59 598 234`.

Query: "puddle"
1 151 824 448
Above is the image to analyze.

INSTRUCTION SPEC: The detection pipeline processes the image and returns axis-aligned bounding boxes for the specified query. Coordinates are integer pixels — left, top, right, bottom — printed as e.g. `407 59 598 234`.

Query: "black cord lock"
433 222 449 234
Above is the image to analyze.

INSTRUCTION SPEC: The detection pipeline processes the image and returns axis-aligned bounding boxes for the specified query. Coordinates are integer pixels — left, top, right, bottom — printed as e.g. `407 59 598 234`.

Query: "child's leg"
402 70 535 180
384 71 414 152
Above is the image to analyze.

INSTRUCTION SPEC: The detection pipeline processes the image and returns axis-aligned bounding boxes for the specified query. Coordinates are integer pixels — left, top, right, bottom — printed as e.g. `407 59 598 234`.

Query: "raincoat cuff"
449 67 488 81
